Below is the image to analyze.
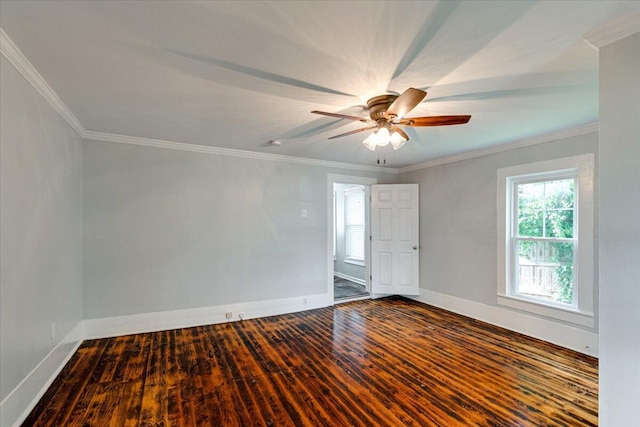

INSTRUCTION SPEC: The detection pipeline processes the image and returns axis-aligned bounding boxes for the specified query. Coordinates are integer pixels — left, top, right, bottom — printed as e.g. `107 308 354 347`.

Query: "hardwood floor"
24 297 598 426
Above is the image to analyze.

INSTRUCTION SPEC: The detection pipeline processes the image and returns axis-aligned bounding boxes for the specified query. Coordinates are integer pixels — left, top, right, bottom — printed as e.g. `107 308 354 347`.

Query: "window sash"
511 238 577 307
509 176 577 307
514 178 576 240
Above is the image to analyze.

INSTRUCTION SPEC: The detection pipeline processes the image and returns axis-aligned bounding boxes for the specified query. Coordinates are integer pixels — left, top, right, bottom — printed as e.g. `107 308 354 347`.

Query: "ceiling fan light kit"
362 127 407 151
311 88 471 155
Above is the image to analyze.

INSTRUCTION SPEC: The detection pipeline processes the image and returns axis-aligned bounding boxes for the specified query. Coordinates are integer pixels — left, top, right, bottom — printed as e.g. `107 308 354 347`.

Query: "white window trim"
344 258 365 267
497 154 595 328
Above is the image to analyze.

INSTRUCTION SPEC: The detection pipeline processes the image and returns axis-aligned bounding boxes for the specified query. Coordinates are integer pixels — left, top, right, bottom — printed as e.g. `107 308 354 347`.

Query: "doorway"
333 183 368 300
327 174 377 303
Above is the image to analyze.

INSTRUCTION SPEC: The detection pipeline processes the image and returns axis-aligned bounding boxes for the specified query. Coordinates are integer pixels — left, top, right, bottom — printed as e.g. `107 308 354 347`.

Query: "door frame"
327 174 377 304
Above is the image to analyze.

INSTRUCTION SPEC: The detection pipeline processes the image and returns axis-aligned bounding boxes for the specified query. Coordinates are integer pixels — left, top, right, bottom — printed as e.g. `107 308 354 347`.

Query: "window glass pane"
545 209 574 238
518 209 543 237
516 240 574 304
544 179 574 209
518 182 544 211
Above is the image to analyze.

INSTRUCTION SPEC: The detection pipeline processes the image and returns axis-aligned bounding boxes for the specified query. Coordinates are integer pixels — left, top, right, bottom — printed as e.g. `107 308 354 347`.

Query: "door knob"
413 245 418 250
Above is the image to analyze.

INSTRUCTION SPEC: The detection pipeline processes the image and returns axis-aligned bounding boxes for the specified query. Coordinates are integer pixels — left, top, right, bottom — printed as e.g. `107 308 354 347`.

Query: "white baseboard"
334 271 366 286
1 322 84 427
83 293 331 339
409 289 599 357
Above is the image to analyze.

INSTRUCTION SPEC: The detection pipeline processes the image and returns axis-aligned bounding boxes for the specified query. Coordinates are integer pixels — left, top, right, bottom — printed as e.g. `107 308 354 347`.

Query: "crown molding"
0 28 85 136
398 122 599 174
582 12 640 49
83 130 399 174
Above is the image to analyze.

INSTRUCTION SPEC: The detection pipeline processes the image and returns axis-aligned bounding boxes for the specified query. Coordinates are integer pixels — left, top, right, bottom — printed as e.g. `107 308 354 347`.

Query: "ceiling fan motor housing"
367 94 399 121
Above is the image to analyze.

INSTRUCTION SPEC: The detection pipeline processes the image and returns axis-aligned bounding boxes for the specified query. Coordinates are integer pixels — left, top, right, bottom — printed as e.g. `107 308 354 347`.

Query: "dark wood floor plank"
106 380 142 427
138 331 170 426
23 297 598 426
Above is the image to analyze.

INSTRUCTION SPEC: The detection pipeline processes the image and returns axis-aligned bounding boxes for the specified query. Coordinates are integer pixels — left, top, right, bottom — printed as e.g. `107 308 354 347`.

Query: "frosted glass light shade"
375 128 390 146
390 131 407 150
362 133 377 151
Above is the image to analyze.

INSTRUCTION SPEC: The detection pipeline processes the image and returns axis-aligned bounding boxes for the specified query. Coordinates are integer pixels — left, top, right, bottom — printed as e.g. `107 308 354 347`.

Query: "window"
497 154 594 327
515 178 575 304
333 190 338 261
345 187 365 262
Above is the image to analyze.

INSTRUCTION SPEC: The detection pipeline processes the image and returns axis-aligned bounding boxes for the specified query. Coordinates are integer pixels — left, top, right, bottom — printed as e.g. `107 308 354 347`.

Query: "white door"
371 184 419 296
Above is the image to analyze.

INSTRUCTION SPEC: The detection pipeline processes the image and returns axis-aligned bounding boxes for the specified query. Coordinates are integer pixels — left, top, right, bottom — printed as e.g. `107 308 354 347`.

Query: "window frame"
497 154 595 327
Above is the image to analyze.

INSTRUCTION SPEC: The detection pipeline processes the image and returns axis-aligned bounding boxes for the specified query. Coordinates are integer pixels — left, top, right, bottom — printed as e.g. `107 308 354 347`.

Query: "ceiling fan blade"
390 126 409 141
311 111 370 123
328 125 378 140
399 115 471 127
385 88 427 119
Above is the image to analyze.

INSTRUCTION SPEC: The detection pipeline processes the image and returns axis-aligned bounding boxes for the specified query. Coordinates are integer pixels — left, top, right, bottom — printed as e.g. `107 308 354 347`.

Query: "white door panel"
378 208 393 241
399 253 413 286
378 252 393 290
399 209 413 241
371 184 419 296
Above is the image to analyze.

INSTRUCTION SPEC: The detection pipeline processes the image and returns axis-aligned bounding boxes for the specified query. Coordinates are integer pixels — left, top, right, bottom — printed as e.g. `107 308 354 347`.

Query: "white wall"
398 132 599 335
82 140 393 319
333 184 366 281
0 56 83 413
598 32 640 426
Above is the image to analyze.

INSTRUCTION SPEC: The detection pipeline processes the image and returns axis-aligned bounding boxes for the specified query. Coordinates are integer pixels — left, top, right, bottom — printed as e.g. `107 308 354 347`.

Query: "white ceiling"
2 1 639 168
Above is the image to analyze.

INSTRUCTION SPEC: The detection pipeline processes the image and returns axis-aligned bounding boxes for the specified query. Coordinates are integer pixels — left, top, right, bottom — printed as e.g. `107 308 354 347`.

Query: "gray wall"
333 184 366 281
398 132 599 332
599 32 640 426
82 140 393 319
0 57 83 401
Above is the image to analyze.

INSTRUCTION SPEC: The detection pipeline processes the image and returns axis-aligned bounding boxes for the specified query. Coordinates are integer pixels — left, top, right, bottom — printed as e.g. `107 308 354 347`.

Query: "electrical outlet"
225 312 233 320
302 298 308 305
51 322 56 339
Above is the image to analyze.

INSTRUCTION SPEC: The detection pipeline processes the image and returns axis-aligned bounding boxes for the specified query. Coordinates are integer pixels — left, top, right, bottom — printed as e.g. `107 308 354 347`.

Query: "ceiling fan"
311 88 471 151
